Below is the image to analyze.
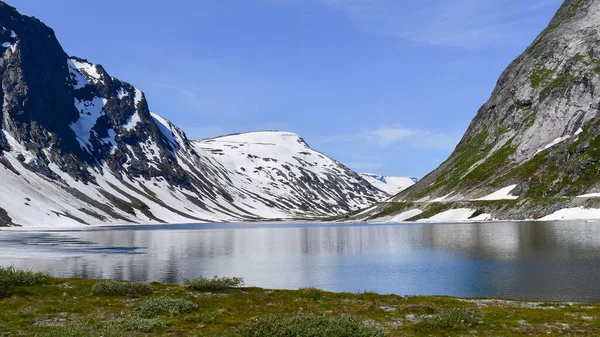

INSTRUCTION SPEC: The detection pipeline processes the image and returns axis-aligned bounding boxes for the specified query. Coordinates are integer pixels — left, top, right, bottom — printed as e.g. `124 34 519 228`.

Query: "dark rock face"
0 0 209 187
0 1 388 226
396 0 600 203
0 2 81 160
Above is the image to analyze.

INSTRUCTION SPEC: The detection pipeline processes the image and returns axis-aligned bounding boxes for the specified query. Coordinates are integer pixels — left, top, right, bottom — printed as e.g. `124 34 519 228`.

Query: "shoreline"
1 274 598 336
3 217 600 231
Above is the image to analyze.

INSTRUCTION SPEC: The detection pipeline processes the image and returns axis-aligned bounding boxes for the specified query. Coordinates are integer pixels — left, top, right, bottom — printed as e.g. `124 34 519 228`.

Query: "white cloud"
368 127 418 146
319 126 461 150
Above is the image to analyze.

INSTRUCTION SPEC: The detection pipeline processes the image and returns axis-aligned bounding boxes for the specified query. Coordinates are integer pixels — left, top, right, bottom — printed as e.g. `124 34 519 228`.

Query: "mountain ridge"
0 1 396 227
365 0 600 222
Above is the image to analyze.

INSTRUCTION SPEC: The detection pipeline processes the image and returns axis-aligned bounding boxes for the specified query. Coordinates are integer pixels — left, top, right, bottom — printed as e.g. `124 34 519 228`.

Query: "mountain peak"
0 2 391 226
354 0 600 222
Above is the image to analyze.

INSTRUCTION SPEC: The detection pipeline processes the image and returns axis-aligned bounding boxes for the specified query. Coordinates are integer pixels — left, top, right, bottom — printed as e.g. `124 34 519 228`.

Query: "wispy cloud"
368 127 418 146
271 0 561 48
320 126 461 150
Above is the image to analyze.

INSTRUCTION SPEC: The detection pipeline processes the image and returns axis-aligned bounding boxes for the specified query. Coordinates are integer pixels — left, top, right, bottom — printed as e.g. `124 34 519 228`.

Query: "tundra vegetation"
0 267 599 336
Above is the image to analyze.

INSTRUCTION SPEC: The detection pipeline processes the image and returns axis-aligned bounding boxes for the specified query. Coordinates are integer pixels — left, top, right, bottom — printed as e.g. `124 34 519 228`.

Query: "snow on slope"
0 2 390 227
194 132 386 218
359 173 417 195
0 118 387 227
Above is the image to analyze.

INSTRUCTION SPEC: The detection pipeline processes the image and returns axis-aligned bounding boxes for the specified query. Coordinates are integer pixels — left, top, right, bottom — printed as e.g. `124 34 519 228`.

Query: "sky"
8 0 563 178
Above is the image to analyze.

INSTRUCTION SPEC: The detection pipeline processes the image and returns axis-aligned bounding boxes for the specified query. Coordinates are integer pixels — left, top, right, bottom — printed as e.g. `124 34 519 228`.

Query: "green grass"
0 265 48 286
0 278 10 298
415 308 477 331
184 276 244 292
540 72 581 97
297 287 326 302
135 296 198 318
368 202 414 219
530 66 554 89
0 266 48 298
412 129 491 198
90 279 153 297
234 315 386 337
103 316 168 333
2 267 600 336
40 317 168 337
567 0 590 16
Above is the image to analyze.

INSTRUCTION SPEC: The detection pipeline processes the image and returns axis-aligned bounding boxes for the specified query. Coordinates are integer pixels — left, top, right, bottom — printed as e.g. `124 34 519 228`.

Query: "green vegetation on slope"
530 66 554 88
414 133 517 199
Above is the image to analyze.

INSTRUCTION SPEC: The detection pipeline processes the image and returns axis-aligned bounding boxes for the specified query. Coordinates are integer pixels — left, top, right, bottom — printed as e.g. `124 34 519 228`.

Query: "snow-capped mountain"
0 1 387 227
196 132 386 216
359 173 417 196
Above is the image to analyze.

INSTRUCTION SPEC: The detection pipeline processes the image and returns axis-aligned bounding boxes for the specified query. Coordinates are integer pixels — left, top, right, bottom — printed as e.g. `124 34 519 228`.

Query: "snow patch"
151 112 181 148
432 193 453 202
534 134 583 156
69 59 103 84
375 209 423 223
360 173 416 195
1 129 38 164
71 97 108 149
577 192 600 198
117 88 129 99
122 112 141 131
418 208 476 222
10 30 16 38
430 192 463 202
67 59 91 89
134 88 143 105
476 185 518 201
541 207 600 221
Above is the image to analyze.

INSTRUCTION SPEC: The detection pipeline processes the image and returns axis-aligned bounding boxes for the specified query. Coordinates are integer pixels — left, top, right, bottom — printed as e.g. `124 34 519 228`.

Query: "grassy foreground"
0 268 599 336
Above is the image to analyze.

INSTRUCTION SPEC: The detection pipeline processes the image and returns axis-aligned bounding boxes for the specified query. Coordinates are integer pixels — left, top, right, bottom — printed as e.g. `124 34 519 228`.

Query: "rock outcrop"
0 1 388 226
367 0 600 222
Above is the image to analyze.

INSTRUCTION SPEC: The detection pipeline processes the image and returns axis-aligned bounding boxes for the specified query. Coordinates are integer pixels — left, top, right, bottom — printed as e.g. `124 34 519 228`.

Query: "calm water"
1 221 600 302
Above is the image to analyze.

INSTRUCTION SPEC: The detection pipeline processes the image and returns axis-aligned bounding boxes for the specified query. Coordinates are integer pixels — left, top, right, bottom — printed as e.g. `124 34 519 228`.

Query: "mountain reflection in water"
1 221 600 301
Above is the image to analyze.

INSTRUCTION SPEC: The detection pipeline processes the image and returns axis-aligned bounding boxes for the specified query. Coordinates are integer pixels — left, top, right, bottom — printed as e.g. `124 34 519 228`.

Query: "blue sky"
10 0 562 177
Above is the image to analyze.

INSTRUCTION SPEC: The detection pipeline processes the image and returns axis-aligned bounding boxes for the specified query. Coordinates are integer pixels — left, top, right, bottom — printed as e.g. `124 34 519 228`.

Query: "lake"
1 221 600 302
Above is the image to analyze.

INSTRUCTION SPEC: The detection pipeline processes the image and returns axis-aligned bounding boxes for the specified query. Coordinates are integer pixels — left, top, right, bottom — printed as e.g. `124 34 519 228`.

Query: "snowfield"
0 127 393 227
359 173 417 196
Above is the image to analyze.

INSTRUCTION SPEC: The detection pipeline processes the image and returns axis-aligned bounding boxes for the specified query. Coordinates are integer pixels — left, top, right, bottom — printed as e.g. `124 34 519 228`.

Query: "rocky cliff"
366 0 600 222
0 1 388 227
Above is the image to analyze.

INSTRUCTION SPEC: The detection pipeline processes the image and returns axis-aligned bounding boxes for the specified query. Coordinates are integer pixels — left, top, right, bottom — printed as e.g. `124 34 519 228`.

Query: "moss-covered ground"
1 272 600 336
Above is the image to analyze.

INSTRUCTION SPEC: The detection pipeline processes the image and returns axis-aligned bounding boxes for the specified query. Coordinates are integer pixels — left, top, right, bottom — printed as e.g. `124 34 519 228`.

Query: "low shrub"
183 276 244 292
135 297 198 318
41 325 96 337
297 287 326 301
402 303 436 314
0 279 11 299
0 266 48 299
103 316 167 333
416 307 477 330
90 280 152 297
234 315 386 337
0 266 48 286
184 312 219 324
40 317 166 337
